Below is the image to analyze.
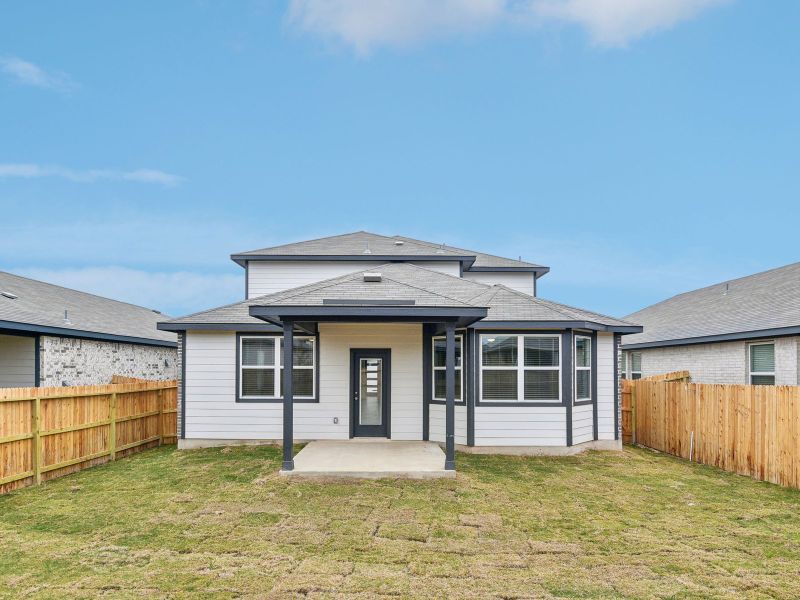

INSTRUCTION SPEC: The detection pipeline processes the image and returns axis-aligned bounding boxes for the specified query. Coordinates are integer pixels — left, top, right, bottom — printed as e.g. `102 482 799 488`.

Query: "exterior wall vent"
363 272 382 282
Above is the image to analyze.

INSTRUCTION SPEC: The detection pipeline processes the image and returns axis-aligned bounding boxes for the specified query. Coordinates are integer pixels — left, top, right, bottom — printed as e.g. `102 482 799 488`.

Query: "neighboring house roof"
0 271 177 347
160 263 638 333
622 262 800 349
231 231 549 274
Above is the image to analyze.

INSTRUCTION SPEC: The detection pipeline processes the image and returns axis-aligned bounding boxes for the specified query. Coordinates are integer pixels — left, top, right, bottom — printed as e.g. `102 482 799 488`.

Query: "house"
621 262 800 385
0 271 177 387
158 231 641 473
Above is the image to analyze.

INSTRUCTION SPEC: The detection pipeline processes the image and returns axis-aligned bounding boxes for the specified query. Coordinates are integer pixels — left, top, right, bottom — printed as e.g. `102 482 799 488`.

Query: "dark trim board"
422 324 431 441
234 331 321 404
0 320 177 348
563 330 573 447
592 332 598 440
621 325 800 350
466 266 550 275
467 328 476 446
472 320 641 334
159 322 282 332
249 305 488 328
34 335 41 387
231 254 478 268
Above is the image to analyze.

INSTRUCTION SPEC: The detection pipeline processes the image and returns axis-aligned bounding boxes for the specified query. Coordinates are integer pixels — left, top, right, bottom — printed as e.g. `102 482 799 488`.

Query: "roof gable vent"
363 272 382 282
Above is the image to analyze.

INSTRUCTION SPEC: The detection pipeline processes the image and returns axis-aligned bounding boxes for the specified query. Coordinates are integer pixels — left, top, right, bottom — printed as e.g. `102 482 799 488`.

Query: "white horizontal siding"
462 271 535 296
183 324 423 441
247 260 460 298
597 333 616 440
572 403 593 444
474 405 567 446
0 334 36 388
428 404 467 445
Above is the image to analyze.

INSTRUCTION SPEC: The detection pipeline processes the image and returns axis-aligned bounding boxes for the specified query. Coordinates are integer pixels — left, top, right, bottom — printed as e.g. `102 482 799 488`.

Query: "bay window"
480 334 561 403
574 335 592 402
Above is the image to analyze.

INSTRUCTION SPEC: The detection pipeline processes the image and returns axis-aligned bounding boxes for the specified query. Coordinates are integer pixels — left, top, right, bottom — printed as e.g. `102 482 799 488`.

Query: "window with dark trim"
574 335 591 402
432 335 463 401
479 334 561 402
239 335 315 400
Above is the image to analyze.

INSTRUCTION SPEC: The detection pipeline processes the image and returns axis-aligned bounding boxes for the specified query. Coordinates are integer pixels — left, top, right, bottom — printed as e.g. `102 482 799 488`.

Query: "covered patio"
283 439 455 478
249 291 487 474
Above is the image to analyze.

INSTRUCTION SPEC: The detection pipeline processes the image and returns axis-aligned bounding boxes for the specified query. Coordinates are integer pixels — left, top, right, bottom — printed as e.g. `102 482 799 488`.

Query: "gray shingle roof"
163 262 633 330
232 231 547 271
622 262 800 347
0 271 176 345
392 235 546 270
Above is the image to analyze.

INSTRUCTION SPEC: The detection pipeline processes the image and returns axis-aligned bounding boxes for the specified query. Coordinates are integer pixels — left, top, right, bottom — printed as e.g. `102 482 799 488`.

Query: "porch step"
280 440 455 479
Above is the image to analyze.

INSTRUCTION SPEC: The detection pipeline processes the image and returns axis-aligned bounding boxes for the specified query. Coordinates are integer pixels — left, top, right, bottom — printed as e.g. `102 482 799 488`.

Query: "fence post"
110 392 117 461
32 397 42 485
631 382 637 446
157 389 163 446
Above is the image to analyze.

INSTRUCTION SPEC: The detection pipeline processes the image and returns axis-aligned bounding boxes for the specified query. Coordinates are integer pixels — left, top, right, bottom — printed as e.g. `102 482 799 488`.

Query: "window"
480 334 560 403
575 335 592 402
749 342 775 385
432 335 463 401
239 335 315 400
630 352 642 380
620 352 627 380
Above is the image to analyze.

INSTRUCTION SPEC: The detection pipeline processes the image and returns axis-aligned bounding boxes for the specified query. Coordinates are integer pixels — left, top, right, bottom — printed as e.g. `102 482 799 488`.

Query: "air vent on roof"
394 240 404 246
436 243 446 254
151 309 162 314
0 291 18 299
363 242 372 255
363 272 382 282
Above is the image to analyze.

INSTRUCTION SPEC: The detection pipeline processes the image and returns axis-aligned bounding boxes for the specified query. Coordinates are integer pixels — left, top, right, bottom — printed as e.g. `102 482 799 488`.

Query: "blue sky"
1 0 798 319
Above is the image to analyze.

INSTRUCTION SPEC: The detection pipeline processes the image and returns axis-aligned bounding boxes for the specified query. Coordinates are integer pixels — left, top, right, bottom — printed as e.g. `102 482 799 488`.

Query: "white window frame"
479 334 562 403
630 351 642 380
432 334 464 402
748 341 775 385
239 335 316 400
574 335 592 403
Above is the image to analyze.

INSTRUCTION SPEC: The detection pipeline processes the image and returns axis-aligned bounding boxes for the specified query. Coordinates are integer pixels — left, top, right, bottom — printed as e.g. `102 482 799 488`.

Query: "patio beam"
445 322 456 470
282 319 295 471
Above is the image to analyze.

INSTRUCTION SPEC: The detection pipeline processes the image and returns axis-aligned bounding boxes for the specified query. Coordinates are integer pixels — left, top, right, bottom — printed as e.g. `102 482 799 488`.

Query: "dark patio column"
282 320 295 471
445 322 456 470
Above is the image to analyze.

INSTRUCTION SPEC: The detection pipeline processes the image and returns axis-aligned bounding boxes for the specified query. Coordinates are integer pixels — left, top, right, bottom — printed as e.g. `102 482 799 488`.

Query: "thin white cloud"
0 163 184 187
0 56 76 91
286 0 730 52
13 267 242 317
531 0 731 47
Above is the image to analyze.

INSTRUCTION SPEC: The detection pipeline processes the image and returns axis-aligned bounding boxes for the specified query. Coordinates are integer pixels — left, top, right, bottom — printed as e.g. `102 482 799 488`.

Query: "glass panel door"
360 358 382 426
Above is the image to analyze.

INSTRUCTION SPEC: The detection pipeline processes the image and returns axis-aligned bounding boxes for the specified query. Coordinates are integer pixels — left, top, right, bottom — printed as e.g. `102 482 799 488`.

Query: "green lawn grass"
2 445 800 599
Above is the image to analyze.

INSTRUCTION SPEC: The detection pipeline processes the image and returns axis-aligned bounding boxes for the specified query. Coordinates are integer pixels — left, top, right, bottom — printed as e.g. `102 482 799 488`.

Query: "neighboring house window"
480 334 561 402
575 335 592 402
239 335 315 399
432 335 463 402
620 352 627 380
749 342 775 385
630 352 642 380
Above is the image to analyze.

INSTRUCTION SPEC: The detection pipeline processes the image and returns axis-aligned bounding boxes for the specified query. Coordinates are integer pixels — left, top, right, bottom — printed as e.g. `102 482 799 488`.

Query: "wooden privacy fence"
623 375 800 488
621 371 690 444
0 379 177 494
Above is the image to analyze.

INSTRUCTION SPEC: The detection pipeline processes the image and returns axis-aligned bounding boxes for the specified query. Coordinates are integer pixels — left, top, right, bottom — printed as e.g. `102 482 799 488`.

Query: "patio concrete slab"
280 439 455 479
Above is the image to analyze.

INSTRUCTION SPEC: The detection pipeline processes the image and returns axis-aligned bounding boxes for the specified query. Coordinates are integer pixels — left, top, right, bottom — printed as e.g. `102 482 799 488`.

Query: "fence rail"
0 379 177 494
623 376 800 488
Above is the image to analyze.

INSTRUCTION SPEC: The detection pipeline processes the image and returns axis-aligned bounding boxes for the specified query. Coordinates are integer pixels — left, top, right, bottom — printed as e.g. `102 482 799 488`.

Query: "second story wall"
462 271 535 296
247 260 461 298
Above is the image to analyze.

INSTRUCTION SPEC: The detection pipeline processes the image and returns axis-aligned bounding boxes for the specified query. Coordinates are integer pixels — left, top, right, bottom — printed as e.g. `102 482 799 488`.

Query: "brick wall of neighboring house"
635 336 800 385
39 335 177 386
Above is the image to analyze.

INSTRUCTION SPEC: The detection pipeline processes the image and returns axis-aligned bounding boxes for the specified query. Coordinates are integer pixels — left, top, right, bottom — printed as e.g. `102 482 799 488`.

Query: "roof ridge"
231 230 377 256
377 273 475 307
0 270 169 317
